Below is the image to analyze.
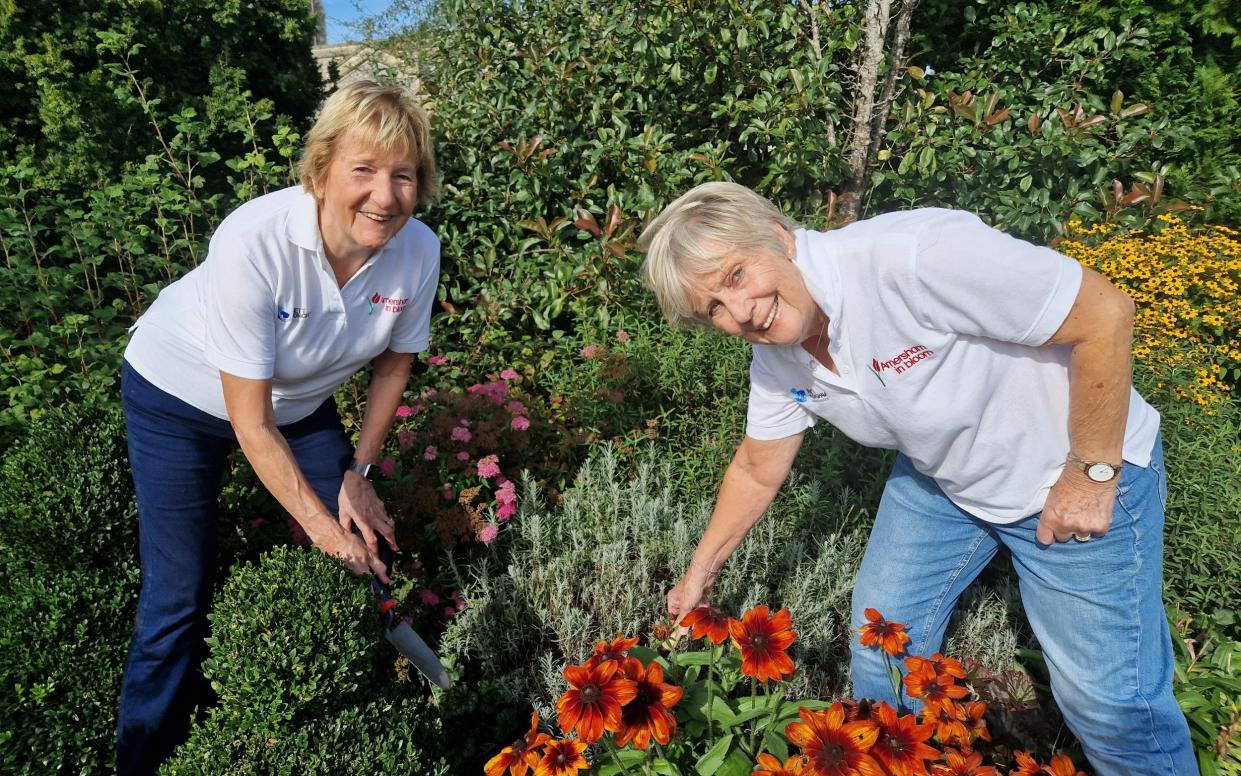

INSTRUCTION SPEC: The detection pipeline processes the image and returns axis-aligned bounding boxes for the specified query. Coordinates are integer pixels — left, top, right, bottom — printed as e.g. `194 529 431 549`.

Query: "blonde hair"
299 80 439 207
637 182 798 326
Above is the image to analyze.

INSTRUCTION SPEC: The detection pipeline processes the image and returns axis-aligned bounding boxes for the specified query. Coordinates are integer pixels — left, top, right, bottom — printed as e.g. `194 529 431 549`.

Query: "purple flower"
505 400 527 414
497 502 517 521
510 416 530 431
479 524 499 544
500 368 519 380
442 489 455 501
395 404 414 418
456 451 471 461
616 330 631 343
496 479 518 505
451 426 472 443
427 355 448 365
477 454 501 479
378 458 396 477
423 445 438 461
580 344 600 358
418 588 441 606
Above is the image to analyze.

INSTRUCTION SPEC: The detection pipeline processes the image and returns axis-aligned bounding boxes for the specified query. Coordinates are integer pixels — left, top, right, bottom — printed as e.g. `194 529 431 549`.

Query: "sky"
320 0 391 45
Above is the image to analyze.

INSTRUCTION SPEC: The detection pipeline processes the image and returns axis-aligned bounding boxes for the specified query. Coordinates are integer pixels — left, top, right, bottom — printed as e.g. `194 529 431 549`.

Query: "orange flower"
753 752 809 775
584 634 642 674
485 711 551 776
1044 754 1088 776
785 702 883 776
533 739 589 776
920 700 968 745
614 660 684 749
931 748 999 776
903 658 967 716
555 661 637 743
857 609 911 656
729 605 797 682
681 604 731 644
1011 751 1041 776
871 702 937 776
955 701 990 745
928 653 966 680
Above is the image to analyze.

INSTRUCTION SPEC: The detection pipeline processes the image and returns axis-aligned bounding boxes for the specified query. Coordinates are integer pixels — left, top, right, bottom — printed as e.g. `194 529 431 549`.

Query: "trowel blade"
385 621 452 690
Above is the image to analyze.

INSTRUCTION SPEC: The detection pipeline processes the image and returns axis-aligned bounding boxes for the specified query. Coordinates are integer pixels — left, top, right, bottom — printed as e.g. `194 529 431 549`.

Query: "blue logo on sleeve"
790 389 808 403
277 307 291 321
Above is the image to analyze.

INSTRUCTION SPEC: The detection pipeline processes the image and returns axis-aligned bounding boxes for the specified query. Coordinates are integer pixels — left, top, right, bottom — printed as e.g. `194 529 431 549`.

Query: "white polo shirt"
125 186 440 425
745 209 1160 524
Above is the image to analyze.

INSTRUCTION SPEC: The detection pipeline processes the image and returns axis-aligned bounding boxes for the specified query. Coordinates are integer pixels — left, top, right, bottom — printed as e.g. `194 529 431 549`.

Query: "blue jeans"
850 436 1197 776
115 360 355 776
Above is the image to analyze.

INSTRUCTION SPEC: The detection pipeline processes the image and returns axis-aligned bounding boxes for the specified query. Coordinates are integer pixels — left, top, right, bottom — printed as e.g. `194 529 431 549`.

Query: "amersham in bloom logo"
868 344 935 386
369 291 409 315
789 387 829 403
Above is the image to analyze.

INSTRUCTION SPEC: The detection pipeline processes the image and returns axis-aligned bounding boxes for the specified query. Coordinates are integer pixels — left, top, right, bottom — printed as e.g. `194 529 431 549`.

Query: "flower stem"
706 642 717 742
883 651 903 709
603 736 637 776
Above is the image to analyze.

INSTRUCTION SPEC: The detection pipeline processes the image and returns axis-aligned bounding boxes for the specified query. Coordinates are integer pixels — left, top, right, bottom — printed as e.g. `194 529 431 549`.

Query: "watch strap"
1066 452 1121 483
347 458 375 480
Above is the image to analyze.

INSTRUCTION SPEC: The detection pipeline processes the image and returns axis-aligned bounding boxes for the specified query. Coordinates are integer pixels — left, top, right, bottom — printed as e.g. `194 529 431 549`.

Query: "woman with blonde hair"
116 81 439 774
647 181 1196 775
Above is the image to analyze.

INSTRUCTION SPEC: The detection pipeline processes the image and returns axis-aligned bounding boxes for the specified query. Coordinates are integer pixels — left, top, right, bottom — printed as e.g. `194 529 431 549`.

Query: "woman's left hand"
1036 468 1116 545
338 471 399 556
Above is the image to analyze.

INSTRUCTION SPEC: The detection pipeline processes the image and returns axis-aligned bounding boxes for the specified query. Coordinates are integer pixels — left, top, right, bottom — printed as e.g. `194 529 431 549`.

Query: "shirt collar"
793 227 844 341
286 187 322 252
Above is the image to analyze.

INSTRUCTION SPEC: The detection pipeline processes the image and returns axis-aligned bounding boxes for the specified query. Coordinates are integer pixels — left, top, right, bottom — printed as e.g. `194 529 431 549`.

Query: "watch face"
1086 462 1116 482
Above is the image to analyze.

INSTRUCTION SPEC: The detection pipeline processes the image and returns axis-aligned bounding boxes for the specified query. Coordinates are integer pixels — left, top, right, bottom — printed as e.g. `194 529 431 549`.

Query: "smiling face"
690 226 827 348
317 131 419 264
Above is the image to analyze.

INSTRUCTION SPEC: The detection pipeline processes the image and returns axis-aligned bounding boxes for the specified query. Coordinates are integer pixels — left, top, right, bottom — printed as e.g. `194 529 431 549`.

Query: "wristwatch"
1066 452 1121 483
347 457 377 480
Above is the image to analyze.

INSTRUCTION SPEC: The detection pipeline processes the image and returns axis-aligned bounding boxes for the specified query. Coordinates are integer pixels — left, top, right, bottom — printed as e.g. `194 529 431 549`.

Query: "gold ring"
1072 533 1092 543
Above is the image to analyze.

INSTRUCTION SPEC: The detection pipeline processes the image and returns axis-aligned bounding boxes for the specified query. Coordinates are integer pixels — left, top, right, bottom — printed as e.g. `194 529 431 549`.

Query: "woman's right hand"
314 522 390 584
667 570 715 628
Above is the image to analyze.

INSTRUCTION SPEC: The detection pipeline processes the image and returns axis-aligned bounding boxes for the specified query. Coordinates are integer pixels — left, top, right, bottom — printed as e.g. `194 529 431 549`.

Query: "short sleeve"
387 228 440 353
744 354 815 441
202 232 277 379
908 211 1082 346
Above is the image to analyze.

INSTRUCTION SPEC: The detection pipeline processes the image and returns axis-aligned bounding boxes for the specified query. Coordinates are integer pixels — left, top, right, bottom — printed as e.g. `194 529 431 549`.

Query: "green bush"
0 563 140 775
199 546 385 736
0 401 136 572
162 695 451 776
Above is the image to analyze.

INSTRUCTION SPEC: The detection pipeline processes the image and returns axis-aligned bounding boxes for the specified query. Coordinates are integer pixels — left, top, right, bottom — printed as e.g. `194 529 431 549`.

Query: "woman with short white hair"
116 81 439 774
647 182 1196 775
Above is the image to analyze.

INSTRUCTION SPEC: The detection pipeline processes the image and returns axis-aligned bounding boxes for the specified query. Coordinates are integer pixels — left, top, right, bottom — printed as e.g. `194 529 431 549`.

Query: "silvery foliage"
439 445 872 709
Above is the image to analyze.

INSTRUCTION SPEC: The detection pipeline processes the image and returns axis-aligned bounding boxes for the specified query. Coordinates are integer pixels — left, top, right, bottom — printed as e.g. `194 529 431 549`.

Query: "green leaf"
695 734 734 775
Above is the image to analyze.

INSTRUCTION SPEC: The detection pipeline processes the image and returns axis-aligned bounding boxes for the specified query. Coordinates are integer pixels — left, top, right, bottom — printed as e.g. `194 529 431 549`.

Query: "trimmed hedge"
199 545 386 736
0 563 140 774
0 402 137 572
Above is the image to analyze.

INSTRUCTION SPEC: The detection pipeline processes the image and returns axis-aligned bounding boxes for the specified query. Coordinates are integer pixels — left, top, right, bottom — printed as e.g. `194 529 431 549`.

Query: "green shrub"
162 695 451 776
0 401 137 572
0 563 140 775
199 546 385 736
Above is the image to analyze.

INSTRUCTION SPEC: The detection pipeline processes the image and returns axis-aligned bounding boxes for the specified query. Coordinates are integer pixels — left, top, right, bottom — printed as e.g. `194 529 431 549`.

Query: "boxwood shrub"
0 563 140 774
199 545 386 736
0 401 137 572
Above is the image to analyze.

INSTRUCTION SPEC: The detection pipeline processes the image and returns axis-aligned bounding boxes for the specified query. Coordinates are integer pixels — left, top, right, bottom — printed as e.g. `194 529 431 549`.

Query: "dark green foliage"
0 563 141 775
0 401 136 572
199 546 386 736
162 694 452 776
0 0 321 191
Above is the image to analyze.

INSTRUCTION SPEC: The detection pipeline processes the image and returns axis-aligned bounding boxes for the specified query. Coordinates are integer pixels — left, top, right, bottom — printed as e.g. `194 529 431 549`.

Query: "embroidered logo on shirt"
868 345 935 386
277 306 310 321
790 387 829 403
369 292 409 315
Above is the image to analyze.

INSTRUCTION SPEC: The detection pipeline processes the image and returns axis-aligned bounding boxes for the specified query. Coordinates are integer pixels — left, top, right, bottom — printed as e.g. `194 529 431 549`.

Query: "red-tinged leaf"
1119 103 1150 119
604 241 627 258
498 141 515 155
986 107 1010 125
1121 190 1150 206
1077 115 1108 129
983 91 1000 117
605 203 622 237
1028 113 1041 134
439 300 458 314
1112 179 1125 202
574 208 601 237
1056 107 1073 127
1152 176 1164 204
539 146 558 159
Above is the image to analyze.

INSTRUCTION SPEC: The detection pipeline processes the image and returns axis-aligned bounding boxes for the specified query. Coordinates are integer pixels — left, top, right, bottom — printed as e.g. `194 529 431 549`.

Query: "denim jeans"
849 435 1197 775
115 360 354 776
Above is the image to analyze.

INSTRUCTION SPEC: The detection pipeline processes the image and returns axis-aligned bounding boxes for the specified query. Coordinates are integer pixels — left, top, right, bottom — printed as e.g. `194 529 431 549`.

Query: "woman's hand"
314 520 391 583
1036 467 1117 544
339 471 399 557
667 569 715 628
